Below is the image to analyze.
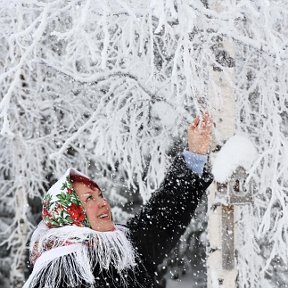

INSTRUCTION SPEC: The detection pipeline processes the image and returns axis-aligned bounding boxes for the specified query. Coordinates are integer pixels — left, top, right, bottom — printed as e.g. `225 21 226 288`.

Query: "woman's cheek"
86 203 99 219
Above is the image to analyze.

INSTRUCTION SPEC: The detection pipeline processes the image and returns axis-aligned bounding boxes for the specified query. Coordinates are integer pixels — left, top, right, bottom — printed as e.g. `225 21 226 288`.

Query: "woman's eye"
98 191 103 198
86 195 94 202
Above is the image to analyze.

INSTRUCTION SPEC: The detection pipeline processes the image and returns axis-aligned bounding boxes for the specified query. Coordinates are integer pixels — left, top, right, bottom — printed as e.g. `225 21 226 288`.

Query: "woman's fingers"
201 112 213 130
190 112 213 133
201 112 208 127
191 115 200 129
188 112 212 154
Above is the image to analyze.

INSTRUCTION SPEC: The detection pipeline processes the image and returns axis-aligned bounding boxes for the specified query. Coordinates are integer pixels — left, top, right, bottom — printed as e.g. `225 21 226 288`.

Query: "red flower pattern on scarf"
42 176 90 228
67 203 85 223
42 208 50 217
67 188 73 194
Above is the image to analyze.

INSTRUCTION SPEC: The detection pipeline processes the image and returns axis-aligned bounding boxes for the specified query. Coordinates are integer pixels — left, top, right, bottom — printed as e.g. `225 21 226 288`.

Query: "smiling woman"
25 168 138 288
24 113 214 288
70 175 115 232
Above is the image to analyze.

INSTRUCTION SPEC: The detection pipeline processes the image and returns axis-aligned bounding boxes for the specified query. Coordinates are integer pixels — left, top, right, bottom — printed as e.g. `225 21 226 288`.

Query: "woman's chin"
92 221 115 232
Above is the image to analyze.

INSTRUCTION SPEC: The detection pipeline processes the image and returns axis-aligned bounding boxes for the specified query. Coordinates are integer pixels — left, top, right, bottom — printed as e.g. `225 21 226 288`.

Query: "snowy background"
0 0 288 287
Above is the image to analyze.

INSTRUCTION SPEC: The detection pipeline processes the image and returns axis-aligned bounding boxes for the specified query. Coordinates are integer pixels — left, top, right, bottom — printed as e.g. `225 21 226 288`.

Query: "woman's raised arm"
127 113 214 269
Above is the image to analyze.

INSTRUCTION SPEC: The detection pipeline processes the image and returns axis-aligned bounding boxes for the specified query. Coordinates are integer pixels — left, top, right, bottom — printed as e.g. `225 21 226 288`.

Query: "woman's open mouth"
97 213 110 220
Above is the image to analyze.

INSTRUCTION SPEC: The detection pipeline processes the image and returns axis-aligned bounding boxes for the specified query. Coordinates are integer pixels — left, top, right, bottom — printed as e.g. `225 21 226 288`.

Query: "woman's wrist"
182 150 208 176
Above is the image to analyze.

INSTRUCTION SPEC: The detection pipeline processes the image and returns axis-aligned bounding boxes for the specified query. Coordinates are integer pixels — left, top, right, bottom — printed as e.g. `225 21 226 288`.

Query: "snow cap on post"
212 134 258 183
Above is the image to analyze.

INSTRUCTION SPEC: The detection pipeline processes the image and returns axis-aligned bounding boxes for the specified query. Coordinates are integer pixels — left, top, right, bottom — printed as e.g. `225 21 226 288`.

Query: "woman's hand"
188 112 213 155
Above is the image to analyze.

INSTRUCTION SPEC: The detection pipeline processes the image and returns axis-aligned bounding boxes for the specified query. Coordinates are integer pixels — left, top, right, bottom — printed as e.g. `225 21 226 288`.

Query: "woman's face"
72 182 115 232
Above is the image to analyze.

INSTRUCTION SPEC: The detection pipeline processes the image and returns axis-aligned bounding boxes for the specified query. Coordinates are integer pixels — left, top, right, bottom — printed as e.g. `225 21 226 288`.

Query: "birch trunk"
207 1 237 286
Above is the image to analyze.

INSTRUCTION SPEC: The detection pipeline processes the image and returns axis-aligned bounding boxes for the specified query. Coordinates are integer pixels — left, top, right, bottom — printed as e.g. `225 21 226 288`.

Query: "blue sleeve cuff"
182 150 208 176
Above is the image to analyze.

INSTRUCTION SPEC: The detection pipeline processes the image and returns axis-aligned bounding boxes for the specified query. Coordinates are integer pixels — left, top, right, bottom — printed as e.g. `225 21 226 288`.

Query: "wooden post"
222 205 234 270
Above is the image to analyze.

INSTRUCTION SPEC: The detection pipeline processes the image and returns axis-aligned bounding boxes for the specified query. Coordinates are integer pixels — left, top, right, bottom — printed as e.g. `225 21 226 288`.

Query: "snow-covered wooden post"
207 135 257 287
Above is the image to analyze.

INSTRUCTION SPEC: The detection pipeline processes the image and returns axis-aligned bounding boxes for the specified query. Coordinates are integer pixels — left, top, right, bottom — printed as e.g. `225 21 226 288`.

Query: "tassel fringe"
24 222 137 288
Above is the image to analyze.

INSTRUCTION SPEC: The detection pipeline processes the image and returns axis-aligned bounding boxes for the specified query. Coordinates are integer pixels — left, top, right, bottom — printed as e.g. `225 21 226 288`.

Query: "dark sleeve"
127 154 213 269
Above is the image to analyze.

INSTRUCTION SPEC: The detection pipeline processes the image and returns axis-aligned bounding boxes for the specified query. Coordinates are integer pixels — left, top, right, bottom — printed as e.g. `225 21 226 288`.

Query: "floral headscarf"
42 170 90 228
31 168 92 264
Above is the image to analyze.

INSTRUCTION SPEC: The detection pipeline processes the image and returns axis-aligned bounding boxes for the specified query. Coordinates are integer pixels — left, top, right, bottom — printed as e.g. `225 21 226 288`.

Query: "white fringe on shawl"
24 221 137 288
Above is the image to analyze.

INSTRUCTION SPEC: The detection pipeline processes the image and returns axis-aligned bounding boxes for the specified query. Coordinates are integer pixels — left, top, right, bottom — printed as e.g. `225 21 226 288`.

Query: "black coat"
35 155 213 288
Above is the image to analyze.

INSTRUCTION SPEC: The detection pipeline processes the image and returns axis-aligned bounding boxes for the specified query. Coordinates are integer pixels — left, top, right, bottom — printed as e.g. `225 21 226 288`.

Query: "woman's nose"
98 198 107 208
